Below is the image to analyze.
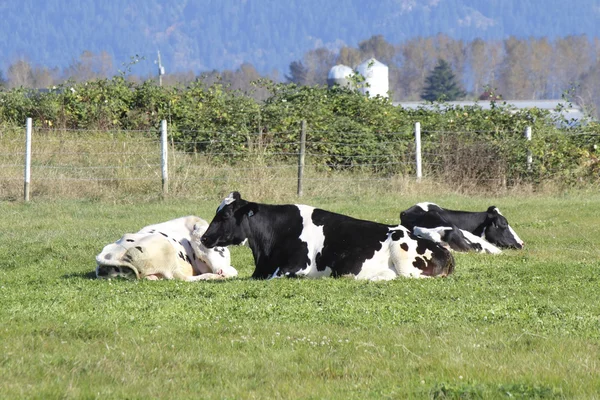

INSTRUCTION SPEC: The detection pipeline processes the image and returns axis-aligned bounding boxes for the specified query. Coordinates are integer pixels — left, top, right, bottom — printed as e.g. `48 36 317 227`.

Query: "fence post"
24 118 32 201
415 122 422 182
160 120 169 195
297 120 307 197
525 126 532 172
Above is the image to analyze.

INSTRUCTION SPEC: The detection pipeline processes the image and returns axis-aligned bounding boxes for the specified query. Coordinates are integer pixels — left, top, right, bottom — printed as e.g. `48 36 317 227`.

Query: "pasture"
1 191 599 399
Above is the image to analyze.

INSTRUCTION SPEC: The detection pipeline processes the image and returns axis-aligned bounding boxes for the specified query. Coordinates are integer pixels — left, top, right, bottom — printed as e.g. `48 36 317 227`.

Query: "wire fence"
1 119 599 201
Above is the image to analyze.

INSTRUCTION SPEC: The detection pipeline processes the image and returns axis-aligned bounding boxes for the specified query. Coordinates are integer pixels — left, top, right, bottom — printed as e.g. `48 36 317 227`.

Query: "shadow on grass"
61 271 254 283
63 271 97 280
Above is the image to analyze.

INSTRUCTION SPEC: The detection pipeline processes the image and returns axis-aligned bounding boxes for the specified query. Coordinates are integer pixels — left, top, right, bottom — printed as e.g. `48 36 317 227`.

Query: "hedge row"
0 78 598 185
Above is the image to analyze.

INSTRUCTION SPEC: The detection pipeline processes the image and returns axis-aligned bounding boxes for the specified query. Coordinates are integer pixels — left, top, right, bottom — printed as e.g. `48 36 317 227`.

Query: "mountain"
1 0 599 79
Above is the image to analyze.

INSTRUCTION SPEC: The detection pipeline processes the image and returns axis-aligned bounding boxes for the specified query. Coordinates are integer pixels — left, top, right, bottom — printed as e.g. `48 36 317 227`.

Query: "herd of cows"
95 191 524 281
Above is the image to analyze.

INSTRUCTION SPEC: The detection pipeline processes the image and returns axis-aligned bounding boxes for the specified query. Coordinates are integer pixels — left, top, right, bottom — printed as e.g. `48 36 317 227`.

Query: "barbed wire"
2 128 598 200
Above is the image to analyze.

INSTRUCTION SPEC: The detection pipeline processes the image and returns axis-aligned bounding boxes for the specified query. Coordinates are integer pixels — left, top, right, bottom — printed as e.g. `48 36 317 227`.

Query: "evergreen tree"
421 59 466 101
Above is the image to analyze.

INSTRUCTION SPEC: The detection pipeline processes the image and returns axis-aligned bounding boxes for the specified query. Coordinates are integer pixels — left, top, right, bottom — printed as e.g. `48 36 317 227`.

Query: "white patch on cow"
295 205 332 278
268 267 282 279
216 192 237 212
413 226 452 247
354 238 398 281
388 226 433 278
507 225 524 246
461 230 502 254
416 202 437 212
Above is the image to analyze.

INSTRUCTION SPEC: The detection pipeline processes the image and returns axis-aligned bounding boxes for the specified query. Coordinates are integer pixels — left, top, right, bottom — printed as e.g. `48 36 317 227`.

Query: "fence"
1 118 598 201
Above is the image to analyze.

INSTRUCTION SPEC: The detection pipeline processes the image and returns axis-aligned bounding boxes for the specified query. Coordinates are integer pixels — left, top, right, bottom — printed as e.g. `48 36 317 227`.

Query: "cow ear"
232 191 242 201
486 206 499 215
485 207 498 226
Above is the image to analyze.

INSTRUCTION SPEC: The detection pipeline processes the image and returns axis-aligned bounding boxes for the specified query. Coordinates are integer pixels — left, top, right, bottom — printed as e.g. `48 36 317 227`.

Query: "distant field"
1 192 599 399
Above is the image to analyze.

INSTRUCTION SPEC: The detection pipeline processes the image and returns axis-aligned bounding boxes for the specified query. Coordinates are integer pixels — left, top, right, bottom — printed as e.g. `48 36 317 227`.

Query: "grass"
1 191 600 399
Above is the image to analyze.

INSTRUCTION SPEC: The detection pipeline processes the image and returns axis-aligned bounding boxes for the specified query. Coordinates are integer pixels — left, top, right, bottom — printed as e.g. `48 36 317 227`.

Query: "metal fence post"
297 120 307 197
160 120 169 195
415 122 422 182
24 118 32 201
525 126 532 171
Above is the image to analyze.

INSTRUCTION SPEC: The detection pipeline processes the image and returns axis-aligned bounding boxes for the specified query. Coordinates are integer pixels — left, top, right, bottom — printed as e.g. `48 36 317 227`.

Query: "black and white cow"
400 202 523 250
96 216 238 281
200 192 455 280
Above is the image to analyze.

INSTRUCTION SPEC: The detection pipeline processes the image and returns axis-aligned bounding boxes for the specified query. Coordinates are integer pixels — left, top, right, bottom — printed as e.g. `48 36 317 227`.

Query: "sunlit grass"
1 192 600 398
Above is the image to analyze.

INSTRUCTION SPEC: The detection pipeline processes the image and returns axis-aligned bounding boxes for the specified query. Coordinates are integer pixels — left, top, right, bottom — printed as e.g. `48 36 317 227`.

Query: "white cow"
95 216 237 281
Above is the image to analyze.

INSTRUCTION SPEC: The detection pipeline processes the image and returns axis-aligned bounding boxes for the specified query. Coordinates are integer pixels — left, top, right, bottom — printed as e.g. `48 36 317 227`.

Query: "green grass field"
1 191 599 399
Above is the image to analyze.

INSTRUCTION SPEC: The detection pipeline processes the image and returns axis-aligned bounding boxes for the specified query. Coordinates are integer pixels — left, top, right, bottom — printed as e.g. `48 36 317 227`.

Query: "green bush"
0 79 598 185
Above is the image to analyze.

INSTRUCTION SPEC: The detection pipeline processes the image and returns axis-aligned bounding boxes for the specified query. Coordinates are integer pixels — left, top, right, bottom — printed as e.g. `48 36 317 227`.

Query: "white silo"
355 58 389 98
327 64 355 88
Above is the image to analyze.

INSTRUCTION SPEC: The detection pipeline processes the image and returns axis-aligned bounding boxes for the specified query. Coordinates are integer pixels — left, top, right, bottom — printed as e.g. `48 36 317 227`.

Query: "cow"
400 202 524 250
412 226 502 254
199 192 455 280
95 216 238 281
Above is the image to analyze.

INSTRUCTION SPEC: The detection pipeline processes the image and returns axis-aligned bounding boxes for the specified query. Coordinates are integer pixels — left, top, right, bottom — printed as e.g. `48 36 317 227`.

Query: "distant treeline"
1 35 599 118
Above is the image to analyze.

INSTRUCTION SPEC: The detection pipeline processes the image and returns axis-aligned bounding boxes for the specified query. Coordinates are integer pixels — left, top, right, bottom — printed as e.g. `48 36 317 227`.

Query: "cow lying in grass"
200 192 455 280
95 216 237 281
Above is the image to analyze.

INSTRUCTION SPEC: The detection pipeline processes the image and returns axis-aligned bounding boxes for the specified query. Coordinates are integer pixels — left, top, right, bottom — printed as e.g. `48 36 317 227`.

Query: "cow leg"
185 273 225 281
356 268 398 281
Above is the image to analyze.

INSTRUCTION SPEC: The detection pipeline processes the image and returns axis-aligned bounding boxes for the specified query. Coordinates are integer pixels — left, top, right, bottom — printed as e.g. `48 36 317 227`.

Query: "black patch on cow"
135 246 143 253
311 208 388 276
400 243 409 252
391 230 404 241
172 238 177 242
416 240 428 255
178 251 185 260
413 256 426 270
440 227 473 252
192 253 196 260
126 239 135 242
246 204 310 279
185 254 191 264
215 247 226 257
159 232 168 237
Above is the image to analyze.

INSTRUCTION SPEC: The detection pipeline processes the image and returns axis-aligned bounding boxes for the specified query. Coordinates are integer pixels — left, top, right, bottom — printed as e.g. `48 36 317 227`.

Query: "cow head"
483 206 524 249
95 237 143 279
201 191 255 248
96 264 139 280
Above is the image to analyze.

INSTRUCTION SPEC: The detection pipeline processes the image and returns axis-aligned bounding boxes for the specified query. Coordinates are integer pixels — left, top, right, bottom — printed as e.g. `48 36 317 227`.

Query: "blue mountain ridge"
1 0 598 78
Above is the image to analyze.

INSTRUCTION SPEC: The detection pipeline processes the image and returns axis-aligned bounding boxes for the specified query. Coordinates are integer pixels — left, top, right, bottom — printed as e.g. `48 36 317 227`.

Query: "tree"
397 37 437 100
421 59 466 101
357 35 396 66
0 70 6 88
285 47 336 85
7 59 33 88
